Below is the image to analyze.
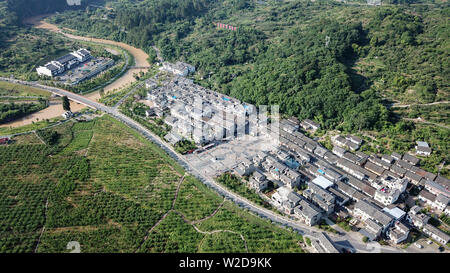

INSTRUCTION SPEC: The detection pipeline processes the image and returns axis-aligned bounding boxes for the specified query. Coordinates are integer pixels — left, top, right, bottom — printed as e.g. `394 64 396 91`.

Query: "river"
0 14 151 128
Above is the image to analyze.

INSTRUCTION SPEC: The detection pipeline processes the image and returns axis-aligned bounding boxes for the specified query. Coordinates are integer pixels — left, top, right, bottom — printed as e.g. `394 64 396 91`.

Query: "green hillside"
0 116 305 253
41 0 449 175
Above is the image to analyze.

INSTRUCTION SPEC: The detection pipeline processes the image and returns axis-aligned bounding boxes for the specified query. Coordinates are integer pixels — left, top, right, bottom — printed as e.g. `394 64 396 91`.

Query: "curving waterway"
0 14 150 128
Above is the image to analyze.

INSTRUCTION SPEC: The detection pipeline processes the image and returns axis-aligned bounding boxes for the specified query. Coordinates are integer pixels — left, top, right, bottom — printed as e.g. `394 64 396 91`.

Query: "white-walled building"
161 61 195 77
36 48 91 77
415 141 432 156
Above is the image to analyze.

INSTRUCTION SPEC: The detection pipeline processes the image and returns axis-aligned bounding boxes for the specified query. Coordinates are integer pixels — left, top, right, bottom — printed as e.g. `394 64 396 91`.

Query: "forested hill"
38 1 447 132
2 0 92 24
2 0 449 132
0 0 448 175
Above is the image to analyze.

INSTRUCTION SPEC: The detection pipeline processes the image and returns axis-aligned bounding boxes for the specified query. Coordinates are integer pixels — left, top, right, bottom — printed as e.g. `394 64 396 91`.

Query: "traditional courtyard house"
415 141 432 157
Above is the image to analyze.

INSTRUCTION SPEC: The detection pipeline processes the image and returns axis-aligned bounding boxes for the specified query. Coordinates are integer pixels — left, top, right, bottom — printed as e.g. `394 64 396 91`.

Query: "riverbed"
2 14 152 128
0 100 85 128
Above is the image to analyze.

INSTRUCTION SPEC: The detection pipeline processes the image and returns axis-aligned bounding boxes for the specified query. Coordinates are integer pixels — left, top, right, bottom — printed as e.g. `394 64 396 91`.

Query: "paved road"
0 77 407 253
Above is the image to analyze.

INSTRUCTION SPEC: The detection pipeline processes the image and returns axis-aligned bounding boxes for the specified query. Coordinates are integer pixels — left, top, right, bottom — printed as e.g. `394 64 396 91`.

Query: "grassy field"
0 115 305 253
0 81 51 98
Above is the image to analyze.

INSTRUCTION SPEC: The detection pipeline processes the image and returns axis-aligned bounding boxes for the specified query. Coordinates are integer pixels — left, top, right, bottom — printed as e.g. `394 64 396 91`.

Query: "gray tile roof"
56 53 77 64
343 152 361 164
45 63 60 71
396 159 413 170
405 171 422 183
390 164 407 177
382 154 395 163
288 191 303 205
391 152 402 161
436 194 450 206
332 146 346 157
355 199 394 227
294 199 322 219
364 161 385 175
402 153 420 165
346 135 363 145
419 189 436 202
317 232 340 253
435 176 450 189
423 224 450 243
426 179 450 195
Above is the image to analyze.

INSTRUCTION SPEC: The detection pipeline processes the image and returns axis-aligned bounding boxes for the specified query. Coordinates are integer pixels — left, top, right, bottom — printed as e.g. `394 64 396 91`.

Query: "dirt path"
172 201 249 253
135 174 186 252
152 46 164 63
134 174 248 253
191 225 249 253
34 198 49 253
391 101 450 108
403 117 450 130
191 202 225 225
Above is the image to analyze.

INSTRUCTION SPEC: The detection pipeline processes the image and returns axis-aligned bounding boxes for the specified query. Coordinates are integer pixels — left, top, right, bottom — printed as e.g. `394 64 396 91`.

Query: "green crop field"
0 81 51 98
0 115 305 253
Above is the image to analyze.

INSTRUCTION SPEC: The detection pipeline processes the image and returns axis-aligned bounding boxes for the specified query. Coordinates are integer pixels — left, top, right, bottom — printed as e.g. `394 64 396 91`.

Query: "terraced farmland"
0 115 305 253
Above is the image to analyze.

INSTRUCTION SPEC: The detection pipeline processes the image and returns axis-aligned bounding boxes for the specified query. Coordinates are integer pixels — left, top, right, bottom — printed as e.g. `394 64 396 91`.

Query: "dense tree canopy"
1 0 448 135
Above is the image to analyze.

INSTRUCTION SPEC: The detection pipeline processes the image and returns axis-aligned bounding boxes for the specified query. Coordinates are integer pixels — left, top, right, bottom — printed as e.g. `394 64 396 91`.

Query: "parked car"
414 243 423 249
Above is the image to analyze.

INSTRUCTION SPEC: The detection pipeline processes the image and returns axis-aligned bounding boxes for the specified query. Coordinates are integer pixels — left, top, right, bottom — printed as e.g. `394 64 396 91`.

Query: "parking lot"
405 237 444 253
57 57 115 84
184 134 277 178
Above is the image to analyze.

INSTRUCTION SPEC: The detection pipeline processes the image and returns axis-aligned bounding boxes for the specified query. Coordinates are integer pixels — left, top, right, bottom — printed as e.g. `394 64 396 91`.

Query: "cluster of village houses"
144 61 450 248
239 118 448 246
146 68 262 146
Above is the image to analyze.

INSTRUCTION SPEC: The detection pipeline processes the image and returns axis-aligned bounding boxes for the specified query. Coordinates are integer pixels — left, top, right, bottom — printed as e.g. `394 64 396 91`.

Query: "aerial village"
137 60 450 250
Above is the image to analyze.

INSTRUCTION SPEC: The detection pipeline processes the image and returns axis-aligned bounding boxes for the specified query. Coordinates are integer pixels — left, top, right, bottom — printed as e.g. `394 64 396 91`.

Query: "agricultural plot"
61 122 94 154
0 81 51 98
137 212 203 253
11 132 44 145
0 144 56 253
174 176 223 222
198 231 248 253
0 115 305 253
196 203 305 253
87 117 182 214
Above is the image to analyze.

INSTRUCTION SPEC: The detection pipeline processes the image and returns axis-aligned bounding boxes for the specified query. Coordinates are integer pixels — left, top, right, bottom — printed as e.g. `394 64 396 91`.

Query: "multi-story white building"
433 194 449 211
160 61 195 77
249 169 268 192
353 199 394 233
374 187 400 206
303 183 335 215
415 141 432 157
387 221 410 244
294 200 322 226
36 48 91 77
372 174 408 206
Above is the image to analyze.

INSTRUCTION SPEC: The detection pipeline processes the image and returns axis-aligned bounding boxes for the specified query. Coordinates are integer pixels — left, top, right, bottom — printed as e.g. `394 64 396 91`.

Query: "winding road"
0 76 405 253
0 14 152 128
0 14 407 254
23 14 150 101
